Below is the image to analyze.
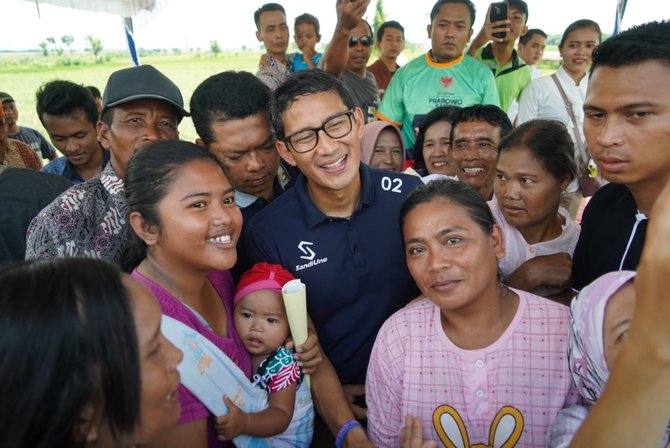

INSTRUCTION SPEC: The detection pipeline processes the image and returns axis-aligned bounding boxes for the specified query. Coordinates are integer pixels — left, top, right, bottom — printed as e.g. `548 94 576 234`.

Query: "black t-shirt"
572 183 647 291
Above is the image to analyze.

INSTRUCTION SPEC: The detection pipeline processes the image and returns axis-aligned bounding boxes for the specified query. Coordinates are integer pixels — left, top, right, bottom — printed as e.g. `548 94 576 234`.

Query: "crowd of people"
1 0 669 446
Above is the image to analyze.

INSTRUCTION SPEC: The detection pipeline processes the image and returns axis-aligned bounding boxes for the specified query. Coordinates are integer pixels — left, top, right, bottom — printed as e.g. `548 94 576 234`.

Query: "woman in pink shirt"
366 178 578 447
122 140 322 448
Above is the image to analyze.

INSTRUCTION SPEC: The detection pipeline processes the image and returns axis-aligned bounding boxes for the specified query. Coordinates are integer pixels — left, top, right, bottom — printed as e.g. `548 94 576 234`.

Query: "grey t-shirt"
342 69 380 122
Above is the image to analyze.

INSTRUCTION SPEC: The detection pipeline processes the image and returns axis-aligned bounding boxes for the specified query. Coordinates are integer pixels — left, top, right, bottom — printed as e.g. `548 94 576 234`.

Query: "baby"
215 262 314 446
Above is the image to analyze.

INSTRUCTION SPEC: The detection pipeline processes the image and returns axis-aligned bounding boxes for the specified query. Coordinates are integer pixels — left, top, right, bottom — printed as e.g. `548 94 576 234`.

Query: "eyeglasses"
348 36 373 47
284 109 354 153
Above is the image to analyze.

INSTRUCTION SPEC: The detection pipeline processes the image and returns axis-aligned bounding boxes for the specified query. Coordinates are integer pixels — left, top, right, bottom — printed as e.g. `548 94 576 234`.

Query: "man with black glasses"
322 0 379 122
244 70 421 445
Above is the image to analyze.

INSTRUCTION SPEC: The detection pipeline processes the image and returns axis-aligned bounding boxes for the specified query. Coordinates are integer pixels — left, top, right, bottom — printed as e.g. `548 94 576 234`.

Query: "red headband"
234 262 295 306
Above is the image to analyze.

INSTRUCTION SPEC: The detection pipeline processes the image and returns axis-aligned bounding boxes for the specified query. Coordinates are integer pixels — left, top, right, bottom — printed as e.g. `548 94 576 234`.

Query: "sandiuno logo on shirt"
296 241 328 271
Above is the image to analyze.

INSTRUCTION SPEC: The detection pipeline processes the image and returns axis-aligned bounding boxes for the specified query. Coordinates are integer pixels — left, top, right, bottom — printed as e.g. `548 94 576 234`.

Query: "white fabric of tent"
24 0 153 16
22 0 172 23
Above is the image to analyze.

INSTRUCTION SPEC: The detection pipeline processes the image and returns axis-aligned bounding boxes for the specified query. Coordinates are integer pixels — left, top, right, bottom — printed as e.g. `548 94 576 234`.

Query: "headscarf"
234 262 295 306
568 270 636 405
360 121 405 167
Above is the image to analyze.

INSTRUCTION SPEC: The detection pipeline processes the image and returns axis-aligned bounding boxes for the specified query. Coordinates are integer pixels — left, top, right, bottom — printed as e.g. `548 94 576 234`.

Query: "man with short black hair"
26 64 187 262
37 80 110 184
255 2 293 90
0 92 57 161
507 27 546 121
572 20 670 291
191 71 291 220
467 0 531 114
367 20 405 99
518 28 547 79
377 0 499 149
245 69 422 445
451 104 513 200
190 71 296 277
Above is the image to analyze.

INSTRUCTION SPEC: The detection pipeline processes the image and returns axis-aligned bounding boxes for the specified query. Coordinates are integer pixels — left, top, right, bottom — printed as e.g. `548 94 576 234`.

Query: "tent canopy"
22 0 171 20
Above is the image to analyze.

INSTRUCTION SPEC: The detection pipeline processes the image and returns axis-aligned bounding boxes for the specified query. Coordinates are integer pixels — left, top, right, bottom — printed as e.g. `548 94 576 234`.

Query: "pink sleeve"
366 314 406 448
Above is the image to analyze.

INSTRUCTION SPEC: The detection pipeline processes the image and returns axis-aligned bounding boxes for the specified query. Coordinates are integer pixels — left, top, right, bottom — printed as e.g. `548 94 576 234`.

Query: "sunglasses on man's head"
348 36 373 47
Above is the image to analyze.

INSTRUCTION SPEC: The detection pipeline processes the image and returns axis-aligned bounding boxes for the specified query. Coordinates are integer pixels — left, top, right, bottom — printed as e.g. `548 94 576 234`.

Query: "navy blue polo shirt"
244 163 422 385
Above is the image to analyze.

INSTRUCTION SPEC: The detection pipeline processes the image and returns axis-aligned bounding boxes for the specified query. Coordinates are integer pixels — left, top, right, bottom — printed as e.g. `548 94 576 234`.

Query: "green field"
0 52 265 144
0 48 559 150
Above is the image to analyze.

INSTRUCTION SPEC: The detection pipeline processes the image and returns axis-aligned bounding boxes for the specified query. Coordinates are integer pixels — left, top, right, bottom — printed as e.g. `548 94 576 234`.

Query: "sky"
2 0 668 53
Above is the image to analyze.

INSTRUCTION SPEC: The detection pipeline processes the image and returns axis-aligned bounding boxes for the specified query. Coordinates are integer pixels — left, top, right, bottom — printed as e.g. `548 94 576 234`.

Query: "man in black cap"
25 64 188 262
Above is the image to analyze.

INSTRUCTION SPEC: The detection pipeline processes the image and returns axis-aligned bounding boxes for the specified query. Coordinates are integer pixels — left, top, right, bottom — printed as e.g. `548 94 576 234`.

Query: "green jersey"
378 53 500 150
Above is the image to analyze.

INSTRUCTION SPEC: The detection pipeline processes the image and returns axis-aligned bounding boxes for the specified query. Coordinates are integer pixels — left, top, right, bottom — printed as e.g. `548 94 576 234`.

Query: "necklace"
428 50 457 64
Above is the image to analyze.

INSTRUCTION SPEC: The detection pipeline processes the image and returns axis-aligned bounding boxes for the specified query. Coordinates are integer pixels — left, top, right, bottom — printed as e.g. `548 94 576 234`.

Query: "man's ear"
256 30 262 43
195 138 206 148
316 34 322 43
129 211 160 246
97 120 112 150
276 140 297 167
353 108 366 139
426 24 432 39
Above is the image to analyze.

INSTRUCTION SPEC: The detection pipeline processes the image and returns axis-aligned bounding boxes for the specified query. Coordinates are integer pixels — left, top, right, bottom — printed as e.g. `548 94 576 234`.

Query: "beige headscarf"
360 121 405 166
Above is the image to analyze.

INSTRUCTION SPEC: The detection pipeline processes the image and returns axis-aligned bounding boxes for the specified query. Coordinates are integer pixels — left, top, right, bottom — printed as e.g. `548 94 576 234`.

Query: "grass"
0 48 560 149
0 52 264 144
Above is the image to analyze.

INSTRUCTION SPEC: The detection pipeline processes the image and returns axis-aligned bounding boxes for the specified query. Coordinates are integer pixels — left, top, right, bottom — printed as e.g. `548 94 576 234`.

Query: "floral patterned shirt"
25 162 129 262
252 346 302 394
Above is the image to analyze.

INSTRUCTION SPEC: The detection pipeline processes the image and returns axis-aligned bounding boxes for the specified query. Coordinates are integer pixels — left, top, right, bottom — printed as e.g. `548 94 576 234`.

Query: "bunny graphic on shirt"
432 405 524 448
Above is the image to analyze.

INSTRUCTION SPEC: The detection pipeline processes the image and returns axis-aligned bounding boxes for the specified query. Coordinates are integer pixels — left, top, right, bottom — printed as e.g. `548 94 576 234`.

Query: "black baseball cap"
101 64 190 119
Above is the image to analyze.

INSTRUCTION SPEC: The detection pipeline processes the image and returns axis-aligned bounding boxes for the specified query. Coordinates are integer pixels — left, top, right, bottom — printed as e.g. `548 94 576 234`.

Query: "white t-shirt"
489 196 581 296
517 65 589 193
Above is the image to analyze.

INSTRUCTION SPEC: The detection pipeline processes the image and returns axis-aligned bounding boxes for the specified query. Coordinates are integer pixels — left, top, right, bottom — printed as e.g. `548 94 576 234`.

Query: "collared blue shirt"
42 150 111 185
244 163 422 384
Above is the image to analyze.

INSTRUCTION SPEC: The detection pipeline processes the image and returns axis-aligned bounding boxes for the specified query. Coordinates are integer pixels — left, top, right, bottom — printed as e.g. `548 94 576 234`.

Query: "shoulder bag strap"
551 73 590 166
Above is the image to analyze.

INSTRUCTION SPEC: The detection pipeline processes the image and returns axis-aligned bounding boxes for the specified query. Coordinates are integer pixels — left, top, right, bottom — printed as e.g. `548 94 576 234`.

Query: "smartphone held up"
490 2 508 39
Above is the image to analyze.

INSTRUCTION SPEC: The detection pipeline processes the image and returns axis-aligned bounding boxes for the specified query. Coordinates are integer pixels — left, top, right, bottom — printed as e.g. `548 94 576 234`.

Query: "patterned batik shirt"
256 54 295 91
25 162 129 262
